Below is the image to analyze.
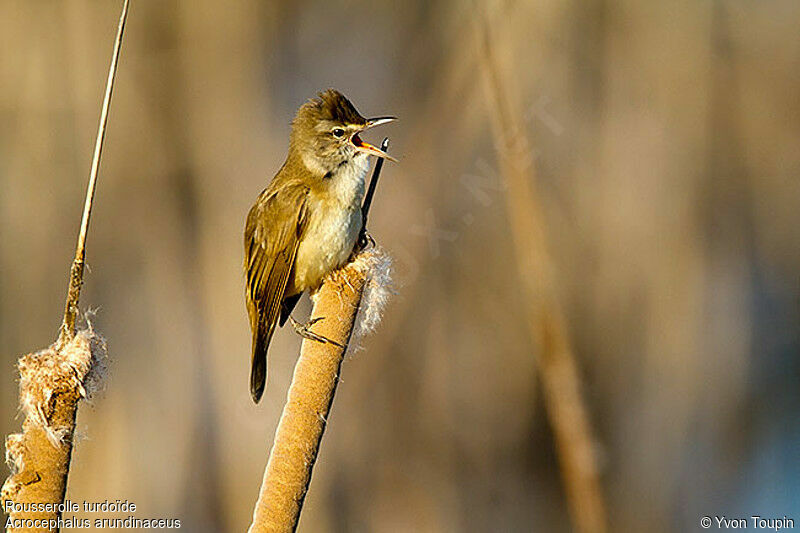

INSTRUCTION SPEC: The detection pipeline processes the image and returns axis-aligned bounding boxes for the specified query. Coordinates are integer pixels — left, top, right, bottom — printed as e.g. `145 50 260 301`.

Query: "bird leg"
289 316 345 348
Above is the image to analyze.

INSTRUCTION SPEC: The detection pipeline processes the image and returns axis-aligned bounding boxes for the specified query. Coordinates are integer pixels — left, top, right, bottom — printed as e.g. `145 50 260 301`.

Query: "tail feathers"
250 319 275 404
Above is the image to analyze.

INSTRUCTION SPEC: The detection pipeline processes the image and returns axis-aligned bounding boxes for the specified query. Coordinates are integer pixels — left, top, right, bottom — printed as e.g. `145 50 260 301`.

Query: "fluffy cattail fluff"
352 247 394 341
15 326 107 446
2 325 107 527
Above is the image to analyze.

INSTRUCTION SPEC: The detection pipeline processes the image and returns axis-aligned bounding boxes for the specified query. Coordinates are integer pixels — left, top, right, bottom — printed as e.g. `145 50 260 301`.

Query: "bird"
244 89 395 403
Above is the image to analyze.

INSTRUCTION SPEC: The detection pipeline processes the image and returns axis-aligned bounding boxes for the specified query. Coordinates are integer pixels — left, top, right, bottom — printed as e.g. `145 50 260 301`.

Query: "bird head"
290 89 395 174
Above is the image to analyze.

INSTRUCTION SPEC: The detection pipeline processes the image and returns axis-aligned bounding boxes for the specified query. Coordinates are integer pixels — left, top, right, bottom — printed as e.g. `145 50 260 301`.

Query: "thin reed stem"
58 0 130 349
472 4 609 533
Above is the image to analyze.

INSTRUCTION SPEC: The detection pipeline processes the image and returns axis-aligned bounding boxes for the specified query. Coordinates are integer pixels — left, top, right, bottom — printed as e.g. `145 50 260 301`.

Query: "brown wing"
244 182 309 402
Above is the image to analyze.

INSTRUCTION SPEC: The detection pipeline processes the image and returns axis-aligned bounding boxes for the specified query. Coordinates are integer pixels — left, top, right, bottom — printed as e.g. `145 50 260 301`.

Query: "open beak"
351 116 397 161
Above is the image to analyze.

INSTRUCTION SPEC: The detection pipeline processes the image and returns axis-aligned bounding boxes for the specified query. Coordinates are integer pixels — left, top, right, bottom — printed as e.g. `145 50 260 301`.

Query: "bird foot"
355 228 375 255
289 316 344 348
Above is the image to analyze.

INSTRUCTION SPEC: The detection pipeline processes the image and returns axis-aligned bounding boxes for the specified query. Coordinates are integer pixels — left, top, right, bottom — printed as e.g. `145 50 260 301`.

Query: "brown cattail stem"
249 251 379 533
473 5 608 533
2 331 106 533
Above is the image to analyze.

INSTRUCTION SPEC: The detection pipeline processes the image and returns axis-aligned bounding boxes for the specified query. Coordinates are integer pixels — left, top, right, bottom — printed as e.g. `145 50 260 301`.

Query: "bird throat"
324 155 369 207
298 151 369 208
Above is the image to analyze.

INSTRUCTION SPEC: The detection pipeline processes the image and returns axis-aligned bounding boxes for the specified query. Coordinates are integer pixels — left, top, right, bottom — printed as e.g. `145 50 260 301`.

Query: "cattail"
249 249 392 533
2 1 129 531
2 329 107 532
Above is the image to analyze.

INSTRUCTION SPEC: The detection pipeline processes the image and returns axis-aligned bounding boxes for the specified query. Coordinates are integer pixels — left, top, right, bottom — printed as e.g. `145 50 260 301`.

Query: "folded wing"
244 183 309 403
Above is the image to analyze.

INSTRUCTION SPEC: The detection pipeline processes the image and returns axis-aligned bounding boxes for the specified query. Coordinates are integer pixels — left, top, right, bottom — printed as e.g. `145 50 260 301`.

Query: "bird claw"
289 316 344 348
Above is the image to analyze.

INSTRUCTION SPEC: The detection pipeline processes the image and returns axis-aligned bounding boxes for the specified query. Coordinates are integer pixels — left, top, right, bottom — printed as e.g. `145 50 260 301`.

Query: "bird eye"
332 128 345 138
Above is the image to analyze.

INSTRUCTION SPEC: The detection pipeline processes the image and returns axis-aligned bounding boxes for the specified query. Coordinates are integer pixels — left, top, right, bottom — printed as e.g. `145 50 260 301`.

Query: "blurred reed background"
1 1 799 531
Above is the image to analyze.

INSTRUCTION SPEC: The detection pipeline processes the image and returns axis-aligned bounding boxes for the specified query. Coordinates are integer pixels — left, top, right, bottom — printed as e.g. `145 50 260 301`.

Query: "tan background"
1 1 799 531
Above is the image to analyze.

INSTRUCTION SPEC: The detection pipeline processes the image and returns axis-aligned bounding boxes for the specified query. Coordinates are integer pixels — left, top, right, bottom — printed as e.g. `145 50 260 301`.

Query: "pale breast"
290 156 368 293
